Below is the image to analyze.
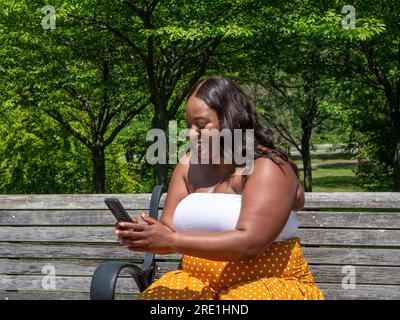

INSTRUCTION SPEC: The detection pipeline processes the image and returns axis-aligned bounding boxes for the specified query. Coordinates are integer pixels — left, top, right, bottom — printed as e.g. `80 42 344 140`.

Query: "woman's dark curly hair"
188 76 299 178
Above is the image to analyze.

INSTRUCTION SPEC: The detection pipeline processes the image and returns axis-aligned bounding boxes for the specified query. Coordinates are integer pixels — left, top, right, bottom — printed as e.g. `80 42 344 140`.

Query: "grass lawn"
294 157 365 192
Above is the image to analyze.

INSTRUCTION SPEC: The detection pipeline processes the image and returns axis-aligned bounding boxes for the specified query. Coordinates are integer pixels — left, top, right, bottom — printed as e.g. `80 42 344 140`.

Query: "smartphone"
105 198 133 222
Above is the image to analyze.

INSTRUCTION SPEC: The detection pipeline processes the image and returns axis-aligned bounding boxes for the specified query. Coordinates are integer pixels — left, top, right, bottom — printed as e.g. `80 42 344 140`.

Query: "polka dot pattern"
136 237 325 300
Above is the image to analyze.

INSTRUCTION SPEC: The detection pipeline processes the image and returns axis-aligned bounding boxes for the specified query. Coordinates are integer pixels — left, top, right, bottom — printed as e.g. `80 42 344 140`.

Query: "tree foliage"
0 0 398 193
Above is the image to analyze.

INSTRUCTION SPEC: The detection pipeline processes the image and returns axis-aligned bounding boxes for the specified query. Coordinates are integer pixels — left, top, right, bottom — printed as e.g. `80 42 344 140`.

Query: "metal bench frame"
90 185 168 300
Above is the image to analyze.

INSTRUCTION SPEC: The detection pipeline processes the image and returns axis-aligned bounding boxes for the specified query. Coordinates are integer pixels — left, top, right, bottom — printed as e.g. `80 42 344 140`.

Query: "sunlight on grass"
297 162 365 192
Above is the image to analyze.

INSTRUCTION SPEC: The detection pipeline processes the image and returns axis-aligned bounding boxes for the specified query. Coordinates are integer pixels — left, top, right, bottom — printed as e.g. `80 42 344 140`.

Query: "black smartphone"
105 198 133 222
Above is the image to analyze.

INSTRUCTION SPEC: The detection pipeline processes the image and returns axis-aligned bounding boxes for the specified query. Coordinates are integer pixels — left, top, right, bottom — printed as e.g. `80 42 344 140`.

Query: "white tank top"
173 192 300 242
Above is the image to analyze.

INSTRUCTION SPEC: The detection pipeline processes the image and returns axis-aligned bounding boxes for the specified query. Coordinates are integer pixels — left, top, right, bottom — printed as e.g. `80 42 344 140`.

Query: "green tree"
337 1 400 190
1 0 259 189
238 0 390 191
65 0 257 186
0 103 92 193
1 1 149 193
254 71 333 192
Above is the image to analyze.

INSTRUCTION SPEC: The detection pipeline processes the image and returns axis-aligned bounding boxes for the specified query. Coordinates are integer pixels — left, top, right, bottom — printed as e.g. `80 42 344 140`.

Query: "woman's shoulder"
169 152 191 187
244 153 297 185
240 157 299 203
174 151 193 173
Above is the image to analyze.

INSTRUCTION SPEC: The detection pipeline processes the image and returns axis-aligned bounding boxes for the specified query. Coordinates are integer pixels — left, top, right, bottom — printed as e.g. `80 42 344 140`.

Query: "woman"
115 76 324 300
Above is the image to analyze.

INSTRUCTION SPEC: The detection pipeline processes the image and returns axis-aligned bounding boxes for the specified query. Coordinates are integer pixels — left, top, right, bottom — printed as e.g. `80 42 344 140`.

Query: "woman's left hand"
114 212 176 254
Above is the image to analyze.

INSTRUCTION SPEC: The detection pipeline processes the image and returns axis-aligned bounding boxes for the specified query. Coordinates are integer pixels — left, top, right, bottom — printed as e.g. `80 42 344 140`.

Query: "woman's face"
185 94 221 162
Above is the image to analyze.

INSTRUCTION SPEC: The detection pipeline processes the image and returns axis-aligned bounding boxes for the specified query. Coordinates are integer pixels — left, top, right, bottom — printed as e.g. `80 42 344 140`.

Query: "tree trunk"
125 141 134 163
301 140 313 192
300 114 313 192
392 97 400 191
395 142 400 191
92 147 106 193
155 162 169 186
300 104 314 192
151 107 170 187
394 134 400 192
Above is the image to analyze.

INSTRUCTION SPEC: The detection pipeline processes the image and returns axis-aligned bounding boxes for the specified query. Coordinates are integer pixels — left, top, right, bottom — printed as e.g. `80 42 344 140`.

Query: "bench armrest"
141 184 167 271
90 185 167 300
90 261 153 300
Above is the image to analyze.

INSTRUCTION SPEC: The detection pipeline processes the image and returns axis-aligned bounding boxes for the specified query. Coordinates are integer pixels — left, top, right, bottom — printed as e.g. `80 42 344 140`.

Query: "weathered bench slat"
0 275 139 294
1 243 399 266
2 258 400 285
0 243 141 260
309 265 400 285
0 266 400 299
0 260 127 276
297 211 400 229
0 291 134 300
302 247 400 266
298 229 400 247
3 285 400 300
304 193 400 209
318 283 400 300
0 291 90 300
2 285 400 300
2 285 399 301
0 227 119 243
0 194 154 210
150 262 400 285
0 210 148 226
1 277 399 300
2 210 399 229
1 193 400 210
2 226 399 246
0 260 158 279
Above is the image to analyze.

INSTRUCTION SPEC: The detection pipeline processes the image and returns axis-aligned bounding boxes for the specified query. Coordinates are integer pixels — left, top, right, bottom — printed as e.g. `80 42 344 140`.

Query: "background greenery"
0 0 399 193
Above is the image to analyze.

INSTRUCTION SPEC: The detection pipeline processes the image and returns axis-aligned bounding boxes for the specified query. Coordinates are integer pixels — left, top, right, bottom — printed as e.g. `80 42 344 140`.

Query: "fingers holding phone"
115 216 141 231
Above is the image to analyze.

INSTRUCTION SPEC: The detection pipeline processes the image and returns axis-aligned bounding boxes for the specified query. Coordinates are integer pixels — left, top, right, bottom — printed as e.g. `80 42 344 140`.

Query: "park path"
297 160 357 170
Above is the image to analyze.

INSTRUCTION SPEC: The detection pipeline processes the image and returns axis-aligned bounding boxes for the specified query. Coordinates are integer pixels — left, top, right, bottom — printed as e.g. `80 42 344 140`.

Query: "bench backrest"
0 192 399 300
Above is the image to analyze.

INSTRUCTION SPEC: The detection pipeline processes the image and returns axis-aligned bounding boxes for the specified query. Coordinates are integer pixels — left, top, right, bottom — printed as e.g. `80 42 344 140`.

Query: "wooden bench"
1 186 399 300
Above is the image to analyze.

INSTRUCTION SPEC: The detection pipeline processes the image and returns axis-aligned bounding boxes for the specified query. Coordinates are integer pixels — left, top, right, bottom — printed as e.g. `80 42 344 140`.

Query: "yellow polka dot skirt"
136 237 325 300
